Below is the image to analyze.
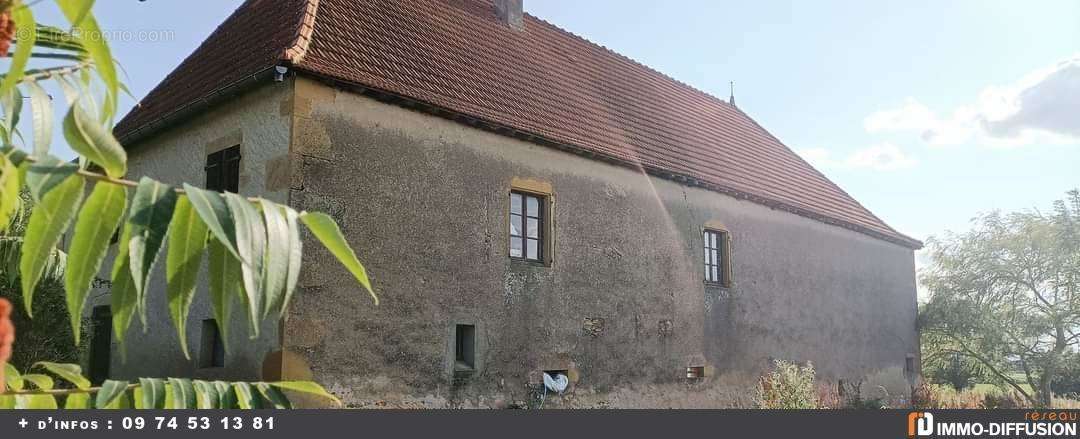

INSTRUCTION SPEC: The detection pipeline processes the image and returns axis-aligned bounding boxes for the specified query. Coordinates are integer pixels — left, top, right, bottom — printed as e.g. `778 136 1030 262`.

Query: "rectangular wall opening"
200 319 226 368
686 366 705 379
454 324 475 371
88 306 111 385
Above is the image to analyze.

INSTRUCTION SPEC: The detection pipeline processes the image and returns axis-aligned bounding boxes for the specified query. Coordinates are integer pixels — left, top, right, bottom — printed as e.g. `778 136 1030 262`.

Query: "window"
454 324 475 371
685 366 705 379
205 145 241 192
199 319 226 368
88 306 111 385
703 229 730 285
509 191 545 262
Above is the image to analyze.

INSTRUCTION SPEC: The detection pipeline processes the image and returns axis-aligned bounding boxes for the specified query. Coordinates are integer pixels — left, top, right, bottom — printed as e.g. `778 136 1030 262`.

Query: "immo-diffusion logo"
907 411 1078 437
909 412 934 437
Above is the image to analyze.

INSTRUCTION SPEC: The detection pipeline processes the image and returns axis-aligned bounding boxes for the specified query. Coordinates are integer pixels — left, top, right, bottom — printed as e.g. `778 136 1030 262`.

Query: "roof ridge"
524 11 739 116
283 0 320 64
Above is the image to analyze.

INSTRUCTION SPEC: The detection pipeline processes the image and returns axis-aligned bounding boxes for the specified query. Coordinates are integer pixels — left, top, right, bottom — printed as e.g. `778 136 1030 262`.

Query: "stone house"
99 0 923 407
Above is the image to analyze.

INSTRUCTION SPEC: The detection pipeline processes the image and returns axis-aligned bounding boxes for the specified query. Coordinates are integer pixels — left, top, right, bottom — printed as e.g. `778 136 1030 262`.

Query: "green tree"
0 0 376 408
919 190 1080 407
0 193 86 369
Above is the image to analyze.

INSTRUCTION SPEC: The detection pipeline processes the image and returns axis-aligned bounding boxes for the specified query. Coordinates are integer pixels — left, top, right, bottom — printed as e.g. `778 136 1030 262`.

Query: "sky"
22 1 1080 269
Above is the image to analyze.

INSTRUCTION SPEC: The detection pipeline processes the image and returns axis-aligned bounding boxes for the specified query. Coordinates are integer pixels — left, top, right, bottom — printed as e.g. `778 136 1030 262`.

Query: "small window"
199 319 226 368
509 191 545 262
703 229 730 285
686 366 705 379
454 324 475 371
205 145 241 193
905 354 917 377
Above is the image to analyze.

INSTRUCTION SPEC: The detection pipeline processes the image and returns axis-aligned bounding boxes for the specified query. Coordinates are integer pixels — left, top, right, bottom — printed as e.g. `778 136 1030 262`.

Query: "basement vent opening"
543 370 569 394
686 366 705 379
454 324 475 371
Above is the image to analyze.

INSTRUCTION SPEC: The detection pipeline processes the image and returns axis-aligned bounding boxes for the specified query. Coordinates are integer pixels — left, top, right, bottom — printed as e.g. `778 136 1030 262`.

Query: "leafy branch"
0 0 378 406
2 362 338 409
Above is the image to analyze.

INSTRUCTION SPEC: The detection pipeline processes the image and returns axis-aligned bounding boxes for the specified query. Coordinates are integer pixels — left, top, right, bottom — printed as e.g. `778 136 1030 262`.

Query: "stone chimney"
494 0 523 30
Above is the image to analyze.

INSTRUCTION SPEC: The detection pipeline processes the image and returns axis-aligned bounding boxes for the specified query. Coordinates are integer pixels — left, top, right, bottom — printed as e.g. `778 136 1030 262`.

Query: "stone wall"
282 76 920 408
90 81 294 381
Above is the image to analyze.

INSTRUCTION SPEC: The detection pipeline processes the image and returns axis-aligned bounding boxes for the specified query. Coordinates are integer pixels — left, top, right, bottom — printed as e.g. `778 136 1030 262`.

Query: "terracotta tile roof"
114 0 922 249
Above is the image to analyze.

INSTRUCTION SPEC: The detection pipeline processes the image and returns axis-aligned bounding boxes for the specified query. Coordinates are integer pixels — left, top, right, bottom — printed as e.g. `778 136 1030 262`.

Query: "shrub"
838 379 888 409
910 381 941 409
981 391 1023 409
757 360 817 409
1050 354 1080 399
928 353 982 391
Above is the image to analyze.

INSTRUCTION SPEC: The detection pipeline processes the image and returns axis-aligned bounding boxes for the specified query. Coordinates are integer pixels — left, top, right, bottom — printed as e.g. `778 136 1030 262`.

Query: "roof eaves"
117 66 278 147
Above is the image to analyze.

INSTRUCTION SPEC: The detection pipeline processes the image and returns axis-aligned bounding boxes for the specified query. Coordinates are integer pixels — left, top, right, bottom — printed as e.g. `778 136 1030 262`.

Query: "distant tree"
919 190 1080 407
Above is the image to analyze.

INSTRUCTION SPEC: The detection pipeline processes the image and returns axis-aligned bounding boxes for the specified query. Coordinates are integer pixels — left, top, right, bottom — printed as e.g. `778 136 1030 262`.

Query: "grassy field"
929 380 1080 409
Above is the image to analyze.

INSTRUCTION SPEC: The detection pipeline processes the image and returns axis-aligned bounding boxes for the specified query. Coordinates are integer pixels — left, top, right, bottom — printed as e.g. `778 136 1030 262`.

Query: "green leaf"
193 380 218 409
0 144 27 166
109 223 138 353
20 174 84 317
16 373 58 409
168 377 195 409
0 6 35 100
1 87 22 144
65 0 95 28
213 381 236 409
255 382 291 409
56 0 118 119
4 362 23 390
65 182 127 343
280 207 303 317
32 24 85 53
182 184 242 261
95 379 128 408
224 193 265 336
63 97 127 177
64 393 91 409
26 80 53 156
23 155 78 202
166 196 208 359
128 177 178 327
21 373 54 390
137 377 166 409
260 200 289 317
33 362 90 389
232 382 258 409
300 212 377 304
269 381 341 406
207 237 239 354
0 154 19 234
16 394 58 409
54 73 80 105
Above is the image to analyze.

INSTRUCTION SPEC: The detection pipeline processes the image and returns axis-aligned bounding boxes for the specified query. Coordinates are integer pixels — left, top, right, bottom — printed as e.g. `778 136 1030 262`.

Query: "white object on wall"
543 372 568 394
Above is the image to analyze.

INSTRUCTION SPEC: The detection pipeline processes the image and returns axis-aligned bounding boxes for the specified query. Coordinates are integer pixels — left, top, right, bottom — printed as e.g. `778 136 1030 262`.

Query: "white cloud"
797 143 917 172
864 54 1080 147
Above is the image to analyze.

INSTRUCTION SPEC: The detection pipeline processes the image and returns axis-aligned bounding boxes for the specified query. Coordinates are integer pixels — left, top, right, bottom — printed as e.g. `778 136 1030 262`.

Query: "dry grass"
914 383 1080 409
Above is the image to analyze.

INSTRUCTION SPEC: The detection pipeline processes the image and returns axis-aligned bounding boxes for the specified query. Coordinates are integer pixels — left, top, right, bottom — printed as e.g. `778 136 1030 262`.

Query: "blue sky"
28 1 1080 249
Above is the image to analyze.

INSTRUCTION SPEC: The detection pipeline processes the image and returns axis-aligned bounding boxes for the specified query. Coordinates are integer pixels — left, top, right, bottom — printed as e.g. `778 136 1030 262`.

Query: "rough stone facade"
90 82 291 382
282 77 919 407
101 75 919 408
